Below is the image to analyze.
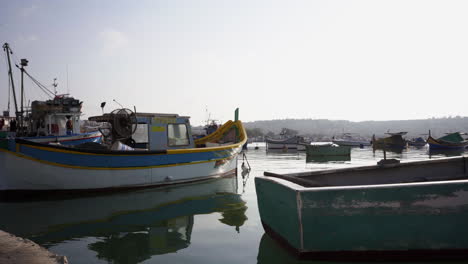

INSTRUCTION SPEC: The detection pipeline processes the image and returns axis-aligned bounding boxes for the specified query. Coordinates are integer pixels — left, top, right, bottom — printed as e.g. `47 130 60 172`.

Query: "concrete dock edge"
0 230 68 264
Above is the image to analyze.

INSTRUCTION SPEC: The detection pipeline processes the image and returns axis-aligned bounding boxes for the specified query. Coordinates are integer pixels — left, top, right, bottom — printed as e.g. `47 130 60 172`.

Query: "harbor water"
0 143 465 263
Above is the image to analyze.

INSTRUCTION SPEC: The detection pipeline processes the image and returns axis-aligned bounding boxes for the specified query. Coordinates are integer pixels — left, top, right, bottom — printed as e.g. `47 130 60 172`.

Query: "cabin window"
168 124 189 146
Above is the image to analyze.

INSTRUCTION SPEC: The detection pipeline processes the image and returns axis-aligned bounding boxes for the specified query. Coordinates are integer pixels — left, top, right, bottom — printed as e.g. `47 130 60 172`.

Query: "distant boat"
427 132 468 150
408 137 427 147
332 133 371 147
265 136 301 150
304 143 351 157
372 132 407 149
257 157 468 261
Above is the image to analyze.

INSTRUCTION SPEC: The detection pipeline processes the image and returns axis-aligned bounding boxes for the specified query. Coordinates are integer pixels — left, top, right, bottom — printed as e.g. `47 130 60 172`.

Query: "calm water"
0 143 465 264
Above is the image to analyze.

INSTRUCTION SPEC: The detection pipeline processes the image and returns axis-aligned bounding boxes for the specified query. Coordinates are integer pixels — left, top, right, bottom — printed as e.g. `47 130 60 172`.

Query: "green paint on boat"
255 178 302 250
257 157 468 258
438 132 465 143
305 144 350 157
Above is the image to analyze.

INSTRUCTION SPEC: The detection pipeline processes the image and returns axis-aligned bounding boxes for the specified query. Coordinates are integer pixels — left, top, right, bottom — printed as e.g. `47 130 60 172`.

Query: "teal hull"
305 145 350 156
256 157 468 260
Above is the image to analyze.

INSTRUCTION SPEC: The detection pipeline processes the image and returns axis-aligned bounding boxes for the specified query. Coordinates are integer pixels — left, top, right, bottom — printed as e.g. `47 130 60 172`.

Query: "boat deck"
264 156 468 188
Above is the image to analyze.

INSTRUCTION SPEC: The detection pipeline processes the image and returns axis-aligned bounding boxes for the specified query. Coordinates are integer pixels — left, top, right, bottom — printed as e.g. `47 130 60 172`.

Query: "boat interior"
264 157 468 188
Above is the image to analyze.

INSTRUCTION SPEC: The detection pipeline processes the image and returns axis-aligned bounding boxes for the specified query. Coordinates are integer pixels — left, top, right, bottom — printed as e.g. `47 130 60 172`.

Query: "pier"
0 230 67 264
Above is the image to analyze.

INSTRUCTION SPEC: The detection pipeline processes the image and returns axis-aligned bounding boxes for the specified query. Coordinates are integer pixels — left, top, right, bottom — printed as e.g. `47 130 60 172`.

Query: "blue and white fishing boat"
20 95 102 145
0 108 246 192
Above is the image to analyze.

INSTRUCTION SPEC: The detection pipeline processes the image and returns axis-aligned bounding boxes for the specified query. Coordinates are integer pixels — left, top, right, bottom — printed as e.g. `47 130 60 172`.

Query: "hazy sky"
1 0 468 125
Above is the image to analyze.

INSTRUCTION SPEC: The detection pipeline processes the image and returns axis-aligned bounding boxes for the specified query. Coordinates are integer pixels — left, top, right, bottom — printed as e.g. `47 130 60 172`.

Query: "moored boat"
0 108 246 192
1 43 102 145
304 143 351 157
372 132 407 150
427 132 468 150
265 136 301 150
408 137 427 147
332 133 371 147
256 157 468 260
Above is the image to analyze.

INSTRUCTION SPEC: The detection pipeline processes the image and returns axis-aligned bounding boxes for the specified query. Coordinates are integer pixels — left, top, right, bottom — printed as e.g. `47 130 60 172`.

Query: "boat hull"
305 145 350 156
256 157 468 260
0 148 239 191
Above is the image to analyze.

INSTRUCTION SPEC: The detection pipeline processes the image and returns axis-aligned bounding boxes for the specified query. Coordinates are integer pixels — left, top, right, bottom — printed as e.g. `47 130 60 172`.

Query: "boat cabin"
135 113 195 150
89 112 195 151
29 96 82 136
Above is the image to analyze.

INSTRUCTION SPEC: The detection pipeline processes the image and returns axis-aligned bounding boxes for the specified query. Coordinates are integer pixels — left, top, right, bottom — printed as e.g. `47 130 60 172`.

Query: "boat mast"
19 58 28 134
2 43 19 117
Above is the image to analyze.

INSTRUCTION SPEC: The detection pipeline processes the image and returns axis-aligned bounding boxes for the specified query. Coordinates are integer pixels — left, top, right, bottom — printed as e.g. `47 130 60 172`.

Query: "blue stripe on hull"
17 144 235 168
428 143 466 150
58 136 102 145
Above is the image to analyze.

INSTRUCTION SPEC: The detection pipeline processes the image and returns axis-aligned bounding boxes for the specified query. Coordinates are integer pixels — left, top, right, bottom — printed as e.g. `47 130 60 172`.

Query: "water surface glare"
0 143 465 263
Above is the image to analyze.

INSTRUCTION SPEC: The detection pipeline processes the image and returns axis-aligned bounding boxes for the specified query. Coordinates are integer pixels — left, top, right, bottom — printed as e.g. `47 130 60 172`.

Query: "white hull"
0 150 238 191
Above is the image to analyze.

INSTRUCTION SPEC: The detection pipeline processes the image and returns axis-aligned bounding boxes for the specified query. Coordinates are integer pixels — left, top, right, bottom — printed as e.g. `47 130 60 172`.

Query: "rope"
23 69 55 98
241 152 251 171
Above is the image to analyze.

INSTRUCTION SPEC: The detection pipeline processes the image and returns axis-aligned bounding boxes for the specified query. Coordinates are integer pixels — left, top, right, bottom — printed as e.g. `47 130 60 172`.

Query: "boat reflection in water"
0 176 247 263
257 234 306 264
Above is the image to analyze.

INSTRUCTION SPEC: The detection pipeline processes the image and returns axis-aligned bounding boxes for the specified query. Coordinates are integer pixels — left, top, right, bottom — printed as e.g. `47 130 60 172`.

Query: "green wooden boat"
304 143 351 157
256 157 468 260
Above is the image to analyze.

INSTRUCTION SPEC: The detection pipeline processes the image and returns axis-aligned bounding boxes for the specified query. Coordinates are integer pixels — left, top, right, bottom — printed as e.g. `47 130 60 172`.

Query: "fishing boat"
18 95 102 145
332 133 371 147
427 132 468 150
304 143 351 157
256 157 468 260
0 108 246 192
265 136 301 150
372 132 407 149
408 137 427 147
1 43 101 145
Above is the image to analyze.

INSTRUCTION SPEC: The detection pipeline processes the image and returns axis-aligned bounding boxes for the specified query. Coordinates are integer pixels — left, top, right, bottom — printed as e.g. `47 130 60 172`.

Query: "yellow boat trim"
0 147 237 170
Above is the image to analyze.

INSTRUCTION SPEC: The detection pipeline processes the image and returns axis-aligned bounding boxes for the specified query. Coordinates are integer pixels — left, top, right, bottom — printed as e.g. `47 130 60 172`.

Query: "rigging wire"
23 69 55 98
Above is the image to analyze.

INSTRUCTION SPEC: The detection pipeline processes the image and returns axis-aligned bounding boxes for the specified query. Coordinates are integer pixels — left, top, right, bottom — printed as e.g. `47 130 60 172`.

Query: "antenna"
66 64 69 94
113 99 124 108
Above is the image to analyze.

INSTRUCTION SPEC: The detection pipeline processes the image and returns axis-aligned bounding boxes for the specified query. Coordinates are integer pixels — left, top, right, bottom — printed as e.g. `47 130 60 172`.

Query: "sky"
1 0 468 126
